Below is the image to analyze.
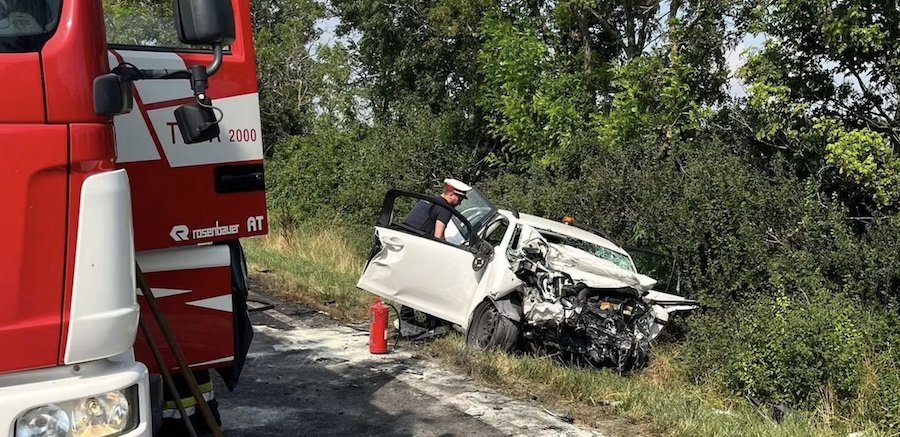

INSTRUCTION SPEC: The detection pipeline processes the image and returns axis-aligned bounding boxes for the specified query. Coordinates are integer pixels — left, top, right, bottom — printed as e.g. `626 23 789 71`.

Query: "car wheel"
466 300 520 352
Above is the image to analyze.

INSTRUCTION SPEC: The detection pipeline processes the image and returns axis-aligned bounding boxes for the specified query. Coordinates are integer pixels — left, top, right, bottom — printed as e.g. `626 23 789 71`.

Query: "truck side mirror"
174 0 235 46
93 73 133 116
175 100 220 144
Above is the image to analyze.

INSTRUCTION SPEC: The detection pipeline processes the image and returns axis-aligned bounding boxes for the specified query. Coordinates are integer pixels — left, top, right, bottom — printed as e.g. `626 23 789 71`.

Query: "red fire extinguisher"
369 297 389 354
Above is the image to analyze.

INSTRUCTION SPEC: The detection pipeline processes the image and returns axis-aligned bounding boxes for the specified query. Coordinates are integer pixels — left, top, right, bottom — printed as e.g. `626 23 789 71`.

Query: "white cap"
444 178 472 193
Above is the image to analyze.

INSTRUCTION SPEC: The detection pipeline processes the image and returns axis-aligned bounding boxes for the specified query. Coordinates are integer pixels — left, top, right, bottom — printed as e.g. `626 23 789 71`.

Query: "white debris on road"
256 307 605 437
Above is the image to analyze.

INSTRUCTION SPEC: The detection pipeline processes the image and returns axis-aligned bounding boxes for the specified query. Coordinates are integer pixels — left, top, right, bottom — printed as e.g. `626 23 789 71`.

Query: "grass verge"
243 225 369 321
244 228 874 436
422 337 843 436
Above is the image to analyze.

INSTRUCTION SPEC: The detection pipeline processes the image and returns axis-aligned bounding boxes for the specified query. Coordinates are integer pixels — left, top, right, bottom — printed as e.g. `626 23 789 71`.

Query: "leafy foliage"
251 0 324 150
253 0 900 429
477 15 595 167
738 0 900 216
824 123 900 208
103 0 186 48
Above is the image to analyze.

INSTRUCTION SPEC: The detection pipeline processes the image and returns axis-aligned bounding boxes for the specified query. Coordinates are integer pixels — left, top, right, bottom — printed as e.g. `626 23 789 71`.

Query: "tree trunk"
624 0 637 59
577 10 593 72
668 0 683 61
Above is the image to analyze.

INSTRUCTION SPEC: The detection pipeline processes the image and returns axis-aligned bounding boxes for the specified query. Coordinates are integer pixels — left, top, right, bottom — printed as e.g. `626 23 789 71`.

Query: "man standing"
403 178 472 240
397 178 472 337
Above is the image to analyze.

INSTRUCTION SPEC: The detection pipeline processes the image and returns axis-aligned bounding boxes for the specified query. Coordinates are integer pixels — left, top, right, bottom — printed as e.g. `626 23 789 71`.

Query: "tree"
330 0 490 114
251 0 324 150
103 0 185 47
474 0 738 169
739 0 900 212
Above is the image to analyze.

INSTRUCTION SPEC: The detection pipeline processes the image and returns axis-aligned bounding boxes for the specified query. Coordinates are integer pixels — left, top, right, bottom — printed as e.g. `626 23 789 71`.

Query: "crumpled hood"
511 222 697 370
544 243 657 292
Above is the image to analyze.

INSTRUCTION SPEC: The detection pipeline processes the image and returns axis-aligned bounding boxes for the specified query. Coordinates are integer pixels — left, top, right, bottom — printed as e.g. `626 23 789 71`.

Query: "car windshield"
576 241 635 271
544 233 635 272
452 188 495 234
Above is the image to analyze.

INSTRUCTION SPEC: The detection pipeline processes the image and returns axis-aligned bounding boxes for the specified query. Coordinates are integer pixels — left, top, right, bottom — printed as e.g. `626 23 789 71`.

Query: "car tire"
466 300 520 352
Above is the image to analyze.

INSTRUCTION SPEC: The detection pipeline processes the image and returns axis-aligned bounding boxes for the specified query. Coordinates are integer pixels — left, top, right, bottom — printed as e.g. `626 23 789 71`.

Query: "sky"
726 33 768 97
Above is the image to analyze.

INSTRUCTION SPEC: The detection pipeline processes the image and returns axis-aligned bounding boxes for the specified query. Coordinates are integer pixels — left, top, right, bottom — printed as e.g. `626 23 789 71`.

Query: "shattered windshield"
452 188 495 234
548 234 635 272
579 242 635 271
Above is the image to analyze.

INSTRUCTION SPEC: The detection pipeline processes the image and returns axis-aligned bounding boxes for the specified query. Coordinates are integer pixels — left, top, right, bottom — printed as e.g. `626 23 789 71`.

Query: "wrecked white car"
357 188 699 372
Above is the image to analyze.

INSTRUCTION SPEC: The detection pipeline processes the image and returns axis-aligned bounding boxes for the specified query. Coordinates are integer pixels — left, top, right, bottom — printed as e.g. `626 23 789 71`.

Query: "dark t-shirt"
403 197 454 237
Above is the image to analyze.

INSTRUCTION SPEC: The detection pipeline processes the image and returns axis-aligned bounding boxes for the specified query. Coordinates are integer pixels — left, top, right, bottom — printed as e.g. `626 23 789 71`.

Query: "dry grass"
265 228 364 278
421 336 850 437
639 344 683 389
243 226 370 321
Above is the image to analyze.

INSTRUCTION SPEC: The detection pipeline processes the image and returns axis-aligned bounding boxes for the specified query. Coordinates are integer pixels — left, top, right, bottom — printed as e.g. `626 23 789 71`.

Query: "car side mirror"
174 0 235 46
469 238 494 271
93 73 133 116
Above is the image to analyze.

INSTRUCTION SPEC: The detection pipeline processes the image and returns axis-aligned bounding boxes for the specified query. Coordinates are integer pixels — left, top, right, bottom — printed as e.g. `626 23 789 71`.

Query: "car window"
628 247 675 291
385 192 473 245
482 219 509 247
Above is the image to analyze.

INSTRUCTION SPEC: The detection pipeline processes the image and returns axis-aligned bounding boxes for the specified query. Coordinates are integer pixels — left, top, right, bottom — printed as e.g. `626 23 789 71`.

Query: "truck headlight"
15 385 138 437
13 405 68 437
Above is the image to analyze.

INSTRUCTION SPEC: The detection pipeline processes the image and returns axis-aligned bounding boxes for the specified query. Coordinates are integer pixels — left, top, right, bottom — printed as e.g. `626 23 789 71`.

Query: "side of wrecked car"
357 189 507 325
357 189 699 372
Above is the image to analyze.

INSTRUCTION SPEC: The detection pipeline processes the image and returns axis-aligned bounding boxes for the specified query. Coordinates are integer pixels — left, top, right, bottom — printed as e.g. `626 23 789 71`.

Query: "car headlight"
15 385 139 437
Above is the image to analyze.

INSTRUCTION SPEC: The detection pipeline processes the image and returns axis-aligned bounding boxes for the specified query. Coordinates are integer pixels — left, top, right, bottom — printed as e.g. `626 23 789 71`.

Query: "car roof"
500 211 629 255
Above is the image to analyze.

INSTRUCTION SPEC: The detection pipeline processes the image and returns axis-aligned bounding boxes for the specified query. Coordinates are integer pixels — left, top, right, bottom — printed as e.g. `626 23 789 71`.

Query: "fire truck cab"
0 1 266 436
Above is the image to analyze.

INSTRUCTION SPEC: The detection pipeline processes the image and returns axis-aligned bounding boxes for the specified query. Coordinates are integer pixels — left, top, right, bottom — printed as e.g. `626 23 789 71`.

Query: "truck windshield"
103 0 190 49
0 0 62 52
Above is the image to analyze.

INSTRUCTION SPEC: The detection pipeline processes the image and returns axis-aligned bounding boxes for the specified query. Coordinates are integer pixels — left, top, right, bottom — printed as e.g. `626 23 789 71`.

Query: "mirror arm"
109 44 223 103
185 45 222 100
205 44 224 76
132 69 191 80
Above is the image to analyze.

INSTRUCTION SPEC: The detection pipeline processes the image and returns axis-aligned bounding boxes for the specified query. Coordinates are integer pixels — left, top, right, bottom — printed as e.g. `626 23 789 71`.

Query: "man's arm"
433 205 453 240
434 220 447 240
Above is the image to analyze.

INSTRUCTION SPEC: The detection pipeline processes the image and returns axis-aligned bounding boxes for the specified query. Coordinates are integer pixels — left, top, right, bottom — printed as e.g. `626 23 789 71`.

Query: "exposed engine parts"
513 235 657 373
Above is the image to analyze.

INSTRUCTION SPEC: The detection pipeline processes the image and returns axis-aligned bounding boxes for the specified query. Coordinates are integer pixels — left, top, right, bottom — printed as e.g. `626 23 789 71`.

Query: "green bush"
866 353 900 430
267 104 479 228
683 291 900 422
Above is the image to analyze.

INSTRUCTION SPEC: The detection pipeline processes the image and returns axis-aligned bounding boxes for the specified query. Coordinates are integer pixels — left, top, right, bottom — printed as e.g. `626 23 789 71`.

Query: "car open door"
357 190 492 326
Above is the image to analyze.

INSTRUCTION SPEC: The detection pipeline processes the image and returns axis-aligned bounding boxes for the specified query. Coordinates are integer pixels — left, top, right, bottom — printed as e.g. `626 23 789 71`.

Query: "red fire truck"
0 0 266 435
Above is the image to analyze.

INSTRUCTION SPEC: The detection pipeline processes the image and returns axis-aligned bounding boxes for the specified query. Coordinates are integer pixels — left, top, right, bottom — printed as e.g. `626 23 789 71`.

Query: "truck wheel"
466 300 520 352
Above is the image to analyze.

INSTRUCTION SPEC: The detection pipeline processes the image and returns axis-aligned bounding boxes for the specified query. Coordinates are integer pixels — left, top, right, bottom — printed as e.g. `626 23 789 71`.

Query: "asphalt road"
212 290 604 437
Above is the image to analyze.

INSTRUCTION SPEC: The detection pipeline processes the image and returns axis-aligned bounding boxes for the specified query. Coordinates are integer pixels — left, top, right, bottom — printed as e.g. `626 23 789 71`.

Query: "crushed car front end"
502 215 698 373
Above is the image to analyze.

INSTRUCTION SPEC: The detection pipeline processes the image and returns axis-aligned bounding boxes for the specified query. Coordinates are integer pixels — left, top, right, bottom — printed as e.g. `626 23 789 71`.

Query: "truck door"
0 126 68 373
104 0 266 251
102 0 262 376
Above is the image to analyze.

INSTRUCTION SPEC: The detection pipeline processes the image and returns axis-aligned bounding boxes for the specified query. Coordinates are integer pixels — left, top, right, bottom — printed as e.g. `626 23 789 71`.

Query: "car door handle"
383 237 404 249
